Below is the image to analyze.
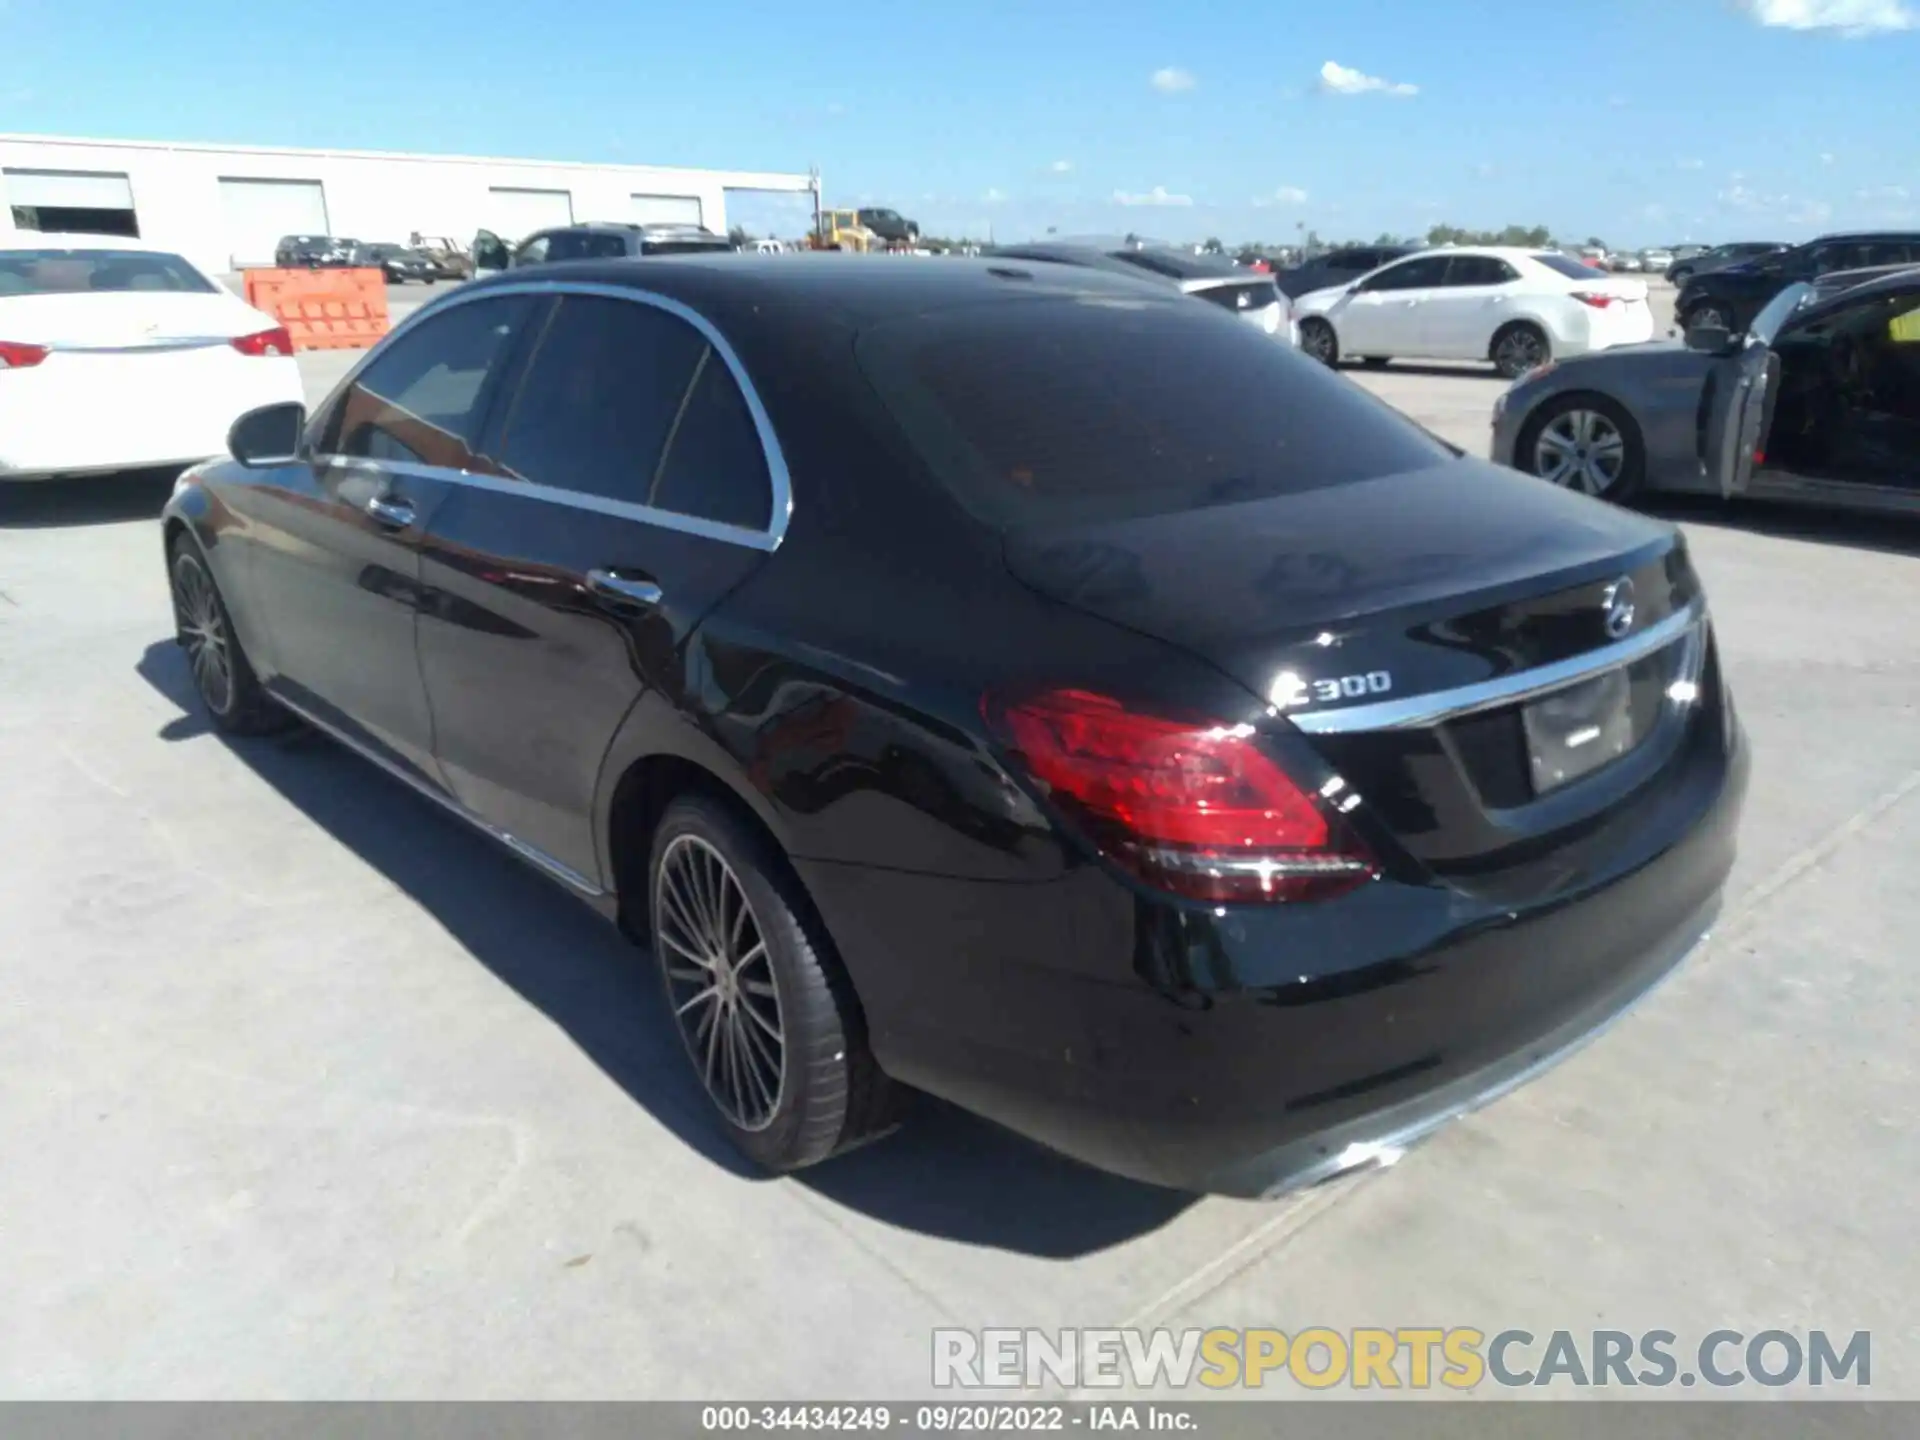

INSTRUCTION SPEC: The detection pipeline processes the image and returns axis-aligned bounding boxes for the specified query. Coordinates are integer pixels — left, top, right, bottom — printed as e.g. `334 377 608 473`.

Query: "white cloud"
982 187 1009 204
1820 151 1837 164
1607 94 1629 108
1112 185 1194 207
1474 161 1497 178
1318 60 1418 96
1858 183 1911 200
1048 160 1073 173
1150 67 1196 93
1718 182 1833 225
1677 157 1705 169
1744 0 1913 32
1250 185 1309 208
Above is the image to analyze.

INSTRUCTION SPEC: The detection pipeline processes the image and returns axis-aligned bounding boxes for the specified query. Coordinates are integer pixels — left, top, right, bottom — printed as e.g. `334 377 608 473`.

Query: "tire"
1359 356 1391 368
167 536 293 736
1515 393 1644 503
1298 317 1339 367
1491 321 1551 380
1685 302 1730 334
648 794 902 1172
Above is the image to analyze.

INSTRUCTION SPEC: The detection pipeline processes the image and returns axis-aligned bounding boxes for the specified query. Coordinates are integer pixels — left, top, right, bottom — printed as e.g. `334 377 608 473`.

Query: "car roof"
986 241 1247 280
454 252 1182 329
1807 265 1920 307
0 231 162 253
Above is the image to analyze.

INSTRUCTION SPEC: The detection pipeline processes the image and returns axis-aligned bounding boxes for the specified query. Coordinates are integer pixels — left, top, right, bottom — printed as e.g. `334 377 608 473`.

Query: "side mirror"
1685 323 1736 355
228 402 307 467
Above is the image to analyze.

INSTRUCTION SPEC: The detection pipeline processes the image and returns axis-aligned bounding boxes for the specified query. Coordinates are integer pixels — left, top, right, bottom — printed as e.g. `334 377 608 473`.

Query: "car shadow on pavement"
0 468 182 529
136 641 1194 1257
1339 361 1500 382
1643 495 1920 556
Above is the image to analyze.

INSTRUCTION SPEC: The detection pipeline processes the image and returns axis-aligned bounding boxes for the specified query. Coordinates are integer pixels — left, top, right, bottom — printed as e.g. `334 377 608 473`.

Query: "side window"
493 294 706 502
1331 250 1373 274
544 232 589 262
515 235 551 266
586 233 632 259
649 349 775 531
322 296 534 468
1361 256 1448 292
1444 256 1518 286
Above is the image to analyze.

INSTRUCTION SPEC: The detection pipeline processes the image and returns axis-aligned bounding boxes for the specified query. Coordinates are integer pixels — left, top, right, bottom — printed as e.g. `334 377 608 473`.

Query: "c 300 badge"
1269 669 1393 710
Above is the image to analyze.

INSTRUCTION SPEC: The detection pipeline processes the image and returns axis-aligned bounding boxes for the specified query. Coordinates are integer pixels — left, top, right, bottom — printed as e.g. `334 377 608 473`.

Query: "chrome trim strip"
268 689 606 898
307 277 794 552
1287 599 1705 735
48 337 236 354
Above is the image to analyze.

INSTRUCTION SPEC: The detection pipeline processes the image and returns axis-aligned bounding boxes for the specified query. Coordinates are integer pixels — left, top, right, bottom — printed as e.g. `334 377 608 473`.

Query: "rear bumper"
0 357 300 480
802 714 1747 1196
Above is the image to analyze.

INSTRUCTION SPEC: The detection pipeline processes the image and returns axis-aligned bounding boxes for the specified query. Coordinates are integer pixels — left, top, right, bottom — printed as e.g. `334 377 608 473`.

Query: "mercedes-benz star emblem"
1600 577 1637 639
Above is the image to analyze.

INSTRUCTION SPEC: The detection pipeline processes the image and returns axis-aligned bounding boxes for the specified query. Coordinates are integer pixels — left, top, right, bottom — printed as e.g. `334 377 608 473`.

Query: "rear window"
1531 252 1601 280
855 297 1453 528
0 249 215 296
640 237 735 256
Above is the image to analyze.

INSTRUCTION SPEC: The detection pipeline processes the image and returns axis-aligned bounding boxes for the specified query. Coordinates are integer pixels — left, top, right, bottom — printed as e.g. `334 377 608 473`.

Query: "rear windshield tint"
855 296 1453 528
0 250 216 296
1532 253 1601 280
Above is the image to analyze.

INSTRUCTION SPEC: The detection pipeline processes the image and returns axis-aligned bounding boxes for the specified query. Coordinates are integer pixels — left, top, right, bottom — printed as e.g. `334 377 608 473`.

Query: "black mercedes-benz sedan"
161 255 1747 1196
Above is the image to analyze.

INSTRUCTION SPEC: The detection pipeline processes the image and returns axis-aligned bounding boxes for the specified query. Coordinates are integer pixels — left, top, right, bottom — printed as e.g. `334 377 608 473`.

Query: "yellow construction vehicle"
810 210 876 252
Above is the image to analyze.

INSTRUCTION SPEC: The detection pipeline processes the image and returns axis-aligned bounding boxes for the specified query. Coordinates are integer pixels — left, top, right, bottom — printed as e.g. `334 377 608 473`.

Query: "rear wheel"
167 538 292 735
1685 302 1730 334
648 794 902 1172
1298 317 1339 367
1519 394 1644 502
1491 321 1550 379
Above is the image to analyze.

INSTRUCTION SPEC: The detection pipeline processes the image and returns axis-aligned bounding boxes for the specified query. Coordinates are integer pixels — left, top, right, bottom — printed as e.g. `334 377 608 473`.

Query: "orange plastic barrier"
241 267 391 352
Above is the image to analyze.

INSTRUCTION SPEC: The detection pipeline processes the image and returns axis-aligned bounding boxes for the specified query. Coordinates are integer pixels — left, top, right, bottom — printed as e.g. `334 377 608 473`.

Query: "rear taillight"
0 340 50 369
984 688 1377 903
1571 291 1619 309
231 326 294 357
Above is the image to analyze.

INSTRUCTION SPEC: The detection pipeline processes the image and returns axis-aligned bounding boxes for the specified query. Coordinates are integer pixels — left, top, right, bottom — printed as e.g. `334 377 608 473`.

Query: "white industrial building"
0 133 816 276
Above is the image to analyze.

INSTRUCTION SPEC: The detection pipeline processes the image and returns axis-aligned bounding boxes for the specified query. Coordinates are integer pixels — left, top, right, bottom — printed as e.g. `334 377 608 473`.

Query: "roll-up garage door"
218 178 330 269
487 187 574 241
4 168 140 237
631 193 704 226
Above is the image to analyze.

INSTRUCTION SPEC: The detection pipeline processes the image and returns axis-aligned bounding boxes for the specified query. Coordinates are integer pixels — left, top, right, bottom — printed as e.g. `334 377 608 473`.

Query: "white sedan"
1 233 303 481
1292 246 1655 379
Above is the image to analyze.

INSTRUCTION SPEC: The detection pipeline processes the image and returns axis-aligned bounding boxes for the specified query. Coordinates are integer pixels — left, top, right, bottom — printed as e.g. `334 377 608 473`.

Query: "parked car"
1612 252 1644 274
1577 246 1610 271
1665 241 1787 287
160 256 1746 1195
1810 261 1920 303
854 208 919 245
1492 269 1920 514
362 243 438 284
1293 247 1654 378
484 222 737 271
0 233 302 481
986 239 1295 344
1639 248 1675 275
275 234 358 268
409 234 473 280
1676 231 1920 336
1274 245 1417 299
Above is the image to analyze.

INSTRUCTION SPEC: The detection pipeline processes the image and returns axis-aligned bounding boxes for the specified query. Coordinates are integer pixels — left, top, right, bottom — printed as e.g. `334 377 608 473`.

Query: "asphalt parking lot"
2 279 1917 1400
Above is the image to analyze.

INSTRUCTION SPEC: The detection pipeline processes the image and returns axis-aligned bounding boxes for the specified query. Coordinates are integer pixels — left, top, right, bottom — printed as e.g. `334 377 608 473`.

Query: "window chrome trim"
1287 599 1706 735
309 277 794 552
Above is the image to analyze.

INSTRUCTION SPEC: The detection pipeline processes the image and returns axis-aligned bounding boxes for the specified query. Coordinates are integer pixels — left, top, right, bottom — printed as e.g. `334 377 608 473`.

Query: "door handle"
586 569 664 610
365 495 416 528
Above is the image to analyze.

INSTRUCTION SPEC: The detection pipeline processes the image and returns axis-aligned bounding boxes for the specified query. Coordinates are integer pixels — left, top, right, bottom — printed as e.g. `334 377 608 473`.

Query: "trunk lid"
1003 456 1714 900
0 292 269 349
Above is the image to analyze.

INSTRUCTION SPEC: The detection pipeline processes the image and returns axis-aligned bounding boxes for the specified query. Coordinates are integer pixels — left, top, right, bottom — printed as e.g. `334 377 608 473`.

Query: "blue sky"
2 0 1916 247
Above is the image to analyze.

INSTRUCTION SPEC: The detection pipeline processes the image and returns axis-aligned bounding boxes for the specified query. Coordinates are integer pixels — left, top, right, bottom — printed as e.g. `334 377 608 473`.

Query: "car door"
235 293 539 783
1699 283 1811 498
1336 254 1450 355
413 287 780 887
1423 254 1523 358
